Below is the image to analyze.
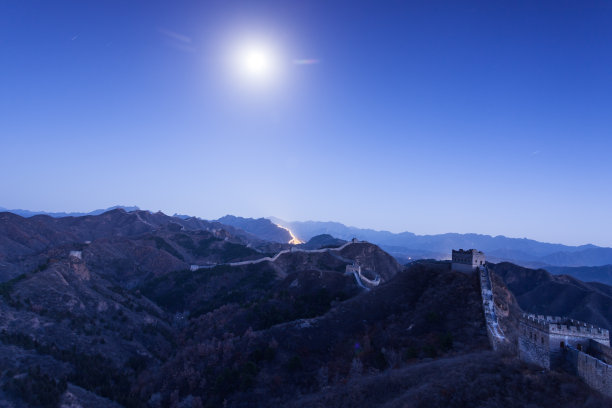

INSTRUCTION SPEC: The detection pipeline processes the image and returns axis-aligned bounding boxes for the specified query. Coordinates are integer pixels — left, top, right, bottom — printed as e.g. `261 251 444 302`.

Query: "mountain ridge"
215 215 292 243
0 205 141 218
3 206 611 268
269 217 612 267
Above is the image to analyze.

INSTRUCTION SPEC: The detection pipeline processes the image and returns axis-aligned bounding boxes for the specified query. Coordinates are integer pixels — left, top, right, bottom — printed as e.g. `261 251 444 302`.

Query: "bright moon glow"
241 46 273 77
232 40 282 86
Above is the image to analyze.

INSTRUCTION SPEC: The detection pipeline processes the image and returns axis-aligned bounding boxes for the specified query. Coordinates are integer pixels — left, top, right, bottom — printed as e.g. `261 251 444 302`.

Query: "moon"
232 39 282 86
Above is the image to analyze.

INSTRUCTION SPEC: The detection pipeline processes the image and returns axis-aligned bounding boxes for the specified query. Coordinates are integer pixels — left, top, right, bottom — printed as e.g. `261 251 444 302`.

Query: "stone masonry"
518 313 612 397
519 314 609 369
452 249 486 273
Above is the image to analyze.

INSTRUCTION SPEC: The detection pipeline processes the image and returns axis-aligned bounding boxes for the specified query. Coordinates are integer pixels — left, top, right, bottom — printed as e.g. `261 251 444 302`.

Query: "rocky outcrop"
338 242 402 282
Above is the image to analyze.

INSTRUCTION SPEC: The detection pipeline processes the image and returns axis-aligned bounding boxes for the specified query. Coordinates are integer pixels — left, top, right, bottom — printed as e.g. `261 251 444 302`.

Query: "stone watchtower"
451 249 485 273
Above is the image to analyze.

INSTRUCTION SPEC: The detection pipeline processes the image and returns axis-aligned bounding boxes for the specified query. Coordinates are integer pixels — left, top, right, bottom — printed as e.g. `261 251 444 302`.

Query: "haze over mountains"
268 217 612 268
0 205 141 219
4 207 612 272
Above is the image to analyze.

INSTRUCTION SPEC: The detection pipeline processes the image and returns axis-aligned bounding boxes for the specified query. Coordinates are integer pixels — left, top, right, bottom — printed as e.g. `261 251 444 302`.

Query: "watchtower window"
541 337 544 344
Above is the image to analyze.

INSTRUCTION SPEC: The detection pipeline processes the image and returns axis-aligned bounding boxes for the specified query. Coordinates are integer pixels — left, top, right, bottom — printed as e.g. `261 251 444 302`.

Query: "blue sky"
1 1 611 247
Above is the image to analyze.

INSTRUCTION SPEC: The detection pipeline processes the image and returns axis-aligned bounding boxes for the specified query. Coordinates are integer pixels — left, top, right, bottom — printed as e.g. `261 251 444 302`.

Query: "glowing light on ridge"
275 223 303 245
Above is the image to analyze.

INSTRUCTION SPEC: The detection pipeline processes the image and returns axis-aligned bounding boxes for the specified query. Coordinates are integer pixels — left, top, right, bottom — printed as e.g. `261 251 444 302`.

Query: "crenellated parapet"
519 312 611 373
521 314 609 340
549 324 609 340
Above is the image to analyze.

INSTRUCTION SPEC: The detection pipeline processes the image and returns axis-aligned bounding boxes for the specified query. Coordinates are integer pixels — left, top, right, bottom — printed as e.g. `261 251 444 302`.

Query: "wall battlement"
519 311 612 396
521 313 609 339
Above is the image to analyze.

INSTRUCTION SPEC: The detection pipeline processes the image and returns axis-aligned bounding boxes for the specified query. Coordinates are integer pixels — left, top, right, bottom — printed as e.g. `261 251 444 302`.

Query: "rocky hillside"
0 209 287 283
1 212 611 407
297 234 347 250
0 254 174 407
134 263 491 406
0 211 401 407
286 352 603 408
134 262 609 407
139 240 401 318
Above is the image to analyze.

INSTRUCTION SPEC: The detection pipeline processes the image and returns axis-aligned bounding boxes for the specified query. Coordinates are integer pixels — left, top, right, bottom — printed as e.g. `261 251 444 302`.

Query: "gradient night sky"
1 1 611 246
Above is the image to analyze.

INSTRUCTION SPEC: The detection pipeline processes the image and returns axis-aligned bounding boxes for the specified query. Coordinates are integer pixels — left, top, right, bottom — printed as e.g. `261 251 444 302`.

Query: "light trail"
274 223 304 244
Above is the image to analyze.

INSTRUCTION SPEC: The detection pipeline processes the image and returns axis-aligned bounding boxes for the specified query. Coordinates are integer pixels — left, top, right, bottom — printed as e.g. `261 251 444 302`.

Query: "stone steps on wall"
479 266 507 350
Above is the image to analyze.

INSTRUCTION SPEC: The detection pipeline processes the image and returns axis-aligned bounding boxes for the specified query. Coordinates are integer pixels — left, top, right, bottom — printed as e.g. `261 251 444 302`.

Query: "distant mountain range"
0 205 140 218
545 265 612 286
3 206 612 270
269 217 612 268
0 208 288 283
215 215 292 243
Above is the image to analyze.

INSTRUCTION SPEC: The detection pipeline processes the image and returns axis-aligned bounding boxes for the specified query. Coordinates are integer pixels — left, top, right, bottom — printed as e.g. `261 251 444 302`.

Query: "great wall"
453 249 507 350
519 313 612 396
452 248 612 398
193 243 612 397
189 238 381 289
478 265 506 350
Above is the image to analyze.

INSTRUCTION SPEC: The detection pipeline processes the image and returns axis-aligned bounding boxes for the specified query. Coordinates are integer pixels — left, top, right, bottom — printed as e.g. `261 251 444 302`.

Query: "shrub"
3 366 67 408
0 274 26 301
151 236 184 261
440 332 453 351
286 355 303 373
